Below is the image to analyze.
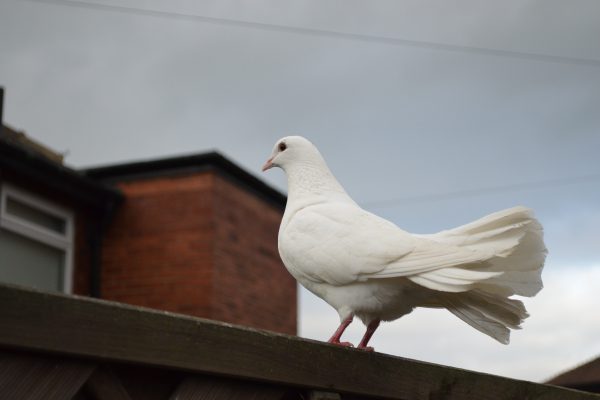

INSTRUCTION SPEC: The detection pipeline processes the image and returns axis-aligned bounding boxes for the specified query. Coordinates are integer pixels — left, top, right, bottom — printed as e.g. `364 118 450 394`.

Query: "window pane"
0 228 64 292
6 196 66 234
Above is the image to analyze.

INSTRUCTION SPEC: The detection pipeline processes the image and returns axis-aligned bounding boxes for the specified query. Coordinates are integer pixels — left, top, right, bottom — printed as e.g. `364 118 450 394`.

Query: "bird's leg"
327 315 354 347
357 319 380 351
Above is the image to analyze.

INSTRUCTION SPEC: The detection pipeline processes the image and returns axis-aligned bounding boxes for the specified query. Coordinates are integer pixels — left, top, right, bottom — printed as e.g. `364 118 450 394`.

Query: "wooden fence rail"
0 283 596 400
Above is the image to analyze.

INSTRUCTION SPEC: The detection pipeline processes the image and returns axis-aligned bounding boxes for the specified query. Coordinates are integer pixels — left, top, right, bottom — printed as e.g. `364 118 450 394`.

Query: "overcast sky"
2 0 600 382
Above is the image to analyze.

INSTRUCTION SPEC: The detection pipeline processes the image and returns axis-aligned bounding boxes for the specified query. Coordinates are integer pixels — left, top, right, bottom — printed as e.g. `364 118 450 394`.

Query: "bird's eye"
278 142 287 152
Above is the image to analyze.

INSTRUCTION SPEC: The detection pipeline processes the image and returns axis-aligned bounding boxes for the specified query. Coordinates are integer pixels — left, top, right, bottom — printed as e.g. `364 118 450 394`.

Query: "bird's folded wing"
361 238 500 292
282 202 499 290
281 203 415 285
363 241 487 277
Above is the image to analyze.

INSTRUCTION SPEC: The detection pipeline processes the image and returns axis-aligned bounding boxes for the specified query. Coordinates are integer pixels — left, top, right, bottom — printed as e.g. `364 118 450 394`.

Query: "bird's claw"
358 346 374 352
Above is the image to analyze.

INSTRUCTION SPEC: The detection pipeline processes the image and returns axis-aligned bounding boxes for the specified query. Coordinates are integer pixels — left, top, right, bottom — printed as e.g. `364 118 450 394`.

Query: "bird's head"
262 136 318 172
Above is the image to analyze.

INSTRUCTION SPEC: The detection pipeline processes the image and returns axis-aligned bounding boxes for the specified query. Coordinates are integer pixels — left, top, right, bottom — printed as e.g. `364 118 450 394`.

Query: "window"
0 184 74 293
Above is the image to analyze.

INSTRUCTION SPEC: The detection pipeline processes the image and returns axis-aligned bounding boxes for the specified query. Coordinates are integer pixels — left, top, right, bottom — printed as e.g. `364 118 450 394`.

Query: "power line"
24 0 600 68
360 172 600 208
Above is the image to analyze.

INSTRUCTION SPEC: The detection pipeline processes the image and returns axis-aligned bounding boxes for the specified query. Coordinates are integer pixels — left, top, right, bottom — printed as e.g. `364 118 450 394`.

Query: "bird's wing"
362 239 501 292
280 202 415 285
282 202 500 291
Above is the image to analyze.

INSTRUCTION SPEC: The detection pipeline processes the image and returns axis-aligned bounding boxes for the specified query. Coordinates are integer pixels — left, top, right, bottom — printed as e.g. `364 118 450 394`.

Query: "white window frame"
0 183 75 293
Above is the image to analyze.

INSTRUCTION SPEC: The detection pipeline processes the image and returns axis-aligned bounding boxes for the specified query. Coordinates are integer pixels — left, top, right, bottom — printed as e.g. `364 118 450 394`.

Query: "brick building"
85 154 295 334
0 124 121 297
0 91 296 335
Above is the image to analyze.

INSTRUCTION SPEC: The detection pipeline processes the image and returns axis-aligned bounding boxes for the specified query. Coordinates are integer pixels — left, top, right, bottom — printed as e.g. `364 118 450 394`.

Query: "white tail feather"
413 206 546 343
415 206 547 297
437 290 529 344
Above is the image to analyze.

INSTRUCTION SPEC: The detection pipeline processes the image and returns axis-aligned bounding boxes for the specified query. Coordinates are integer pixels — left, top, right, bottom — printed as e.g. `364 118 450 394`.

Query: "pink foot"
357 320 380 352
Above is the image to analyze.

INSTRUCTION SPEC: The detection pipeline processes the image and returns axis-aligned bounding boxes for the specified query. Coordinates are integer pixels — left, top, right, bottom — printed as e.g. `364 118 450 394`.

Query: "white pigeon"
262 136 547 350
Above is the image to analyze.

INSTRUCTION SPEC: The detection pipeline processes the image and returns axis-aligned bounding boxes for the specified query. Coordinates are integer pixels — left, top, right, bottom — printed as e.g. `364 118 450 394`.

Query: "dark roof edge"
82 151 287 209
546 355 600 385
0 137 123 213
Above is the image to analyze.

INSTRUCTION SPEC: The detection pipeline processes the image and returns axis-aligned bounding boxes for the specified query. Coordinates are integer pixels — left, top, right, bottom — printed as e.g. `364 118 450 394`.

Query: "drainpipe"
89 199 119 298
0 87 4 124
89 220 103 298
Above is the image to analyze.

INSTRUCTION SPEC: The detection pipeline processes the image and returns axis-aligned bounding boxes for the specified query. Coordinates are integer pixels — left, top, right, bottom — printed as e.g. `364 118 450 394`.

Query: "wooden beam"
85 367 132 400
170 376 286 400
308 391 342 400
0 350 94 400
0 284 596 400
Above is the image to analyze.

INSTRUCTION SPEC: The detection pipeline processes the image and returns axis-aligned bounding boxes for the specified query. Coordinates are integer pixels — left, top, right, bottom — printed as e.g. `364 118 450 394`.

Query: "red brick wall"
99 170 296 334
101 174 214 316
212 175 297 335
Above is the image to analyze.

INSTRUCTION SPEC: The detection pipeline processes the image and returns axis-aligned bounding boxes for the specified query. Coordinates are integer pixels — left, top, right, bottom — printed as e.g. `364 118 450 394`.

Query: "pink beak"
262 157 274 172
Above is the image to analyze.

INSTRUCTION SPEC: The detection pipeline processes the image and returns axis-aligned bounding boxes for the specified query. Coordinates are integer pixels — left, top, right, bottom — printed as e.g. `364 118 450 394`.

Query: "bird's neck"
284 160 352 205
